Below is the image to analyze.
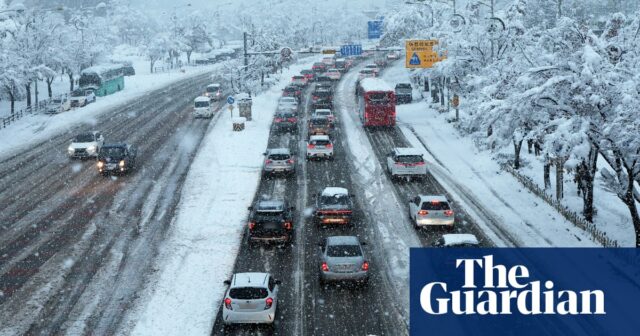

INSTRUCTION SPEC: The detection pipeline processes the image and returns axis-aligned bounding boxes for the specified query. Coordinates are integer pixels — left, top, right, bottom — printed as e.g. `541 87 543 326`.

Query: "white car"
408 194 455 229
386 148 427 180
68 131 104 158
306 135 334 160
364 63 380 75
69 89 96 107
358 69 376 81
325 69 341 81
222 272 280 326
46 96 71 114
193 96 213 118
205 83 222 101
312 109 335 127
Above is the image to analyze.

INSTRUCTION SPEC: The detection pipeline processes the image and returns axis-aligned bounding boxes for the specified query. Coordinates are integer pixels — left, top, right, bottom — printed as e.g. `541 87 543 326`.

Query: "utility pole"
243 32 248 71
557 0 562 18
490 0 495 60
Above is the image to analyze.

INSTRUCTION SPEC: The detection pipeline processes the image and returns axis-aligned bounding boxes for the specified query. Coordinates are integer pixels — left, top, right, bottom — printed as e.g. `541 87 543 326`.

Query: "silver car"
263 148 295 176
433 234 479 247
222 272 280 326
319 236 369 285
408 194 455 229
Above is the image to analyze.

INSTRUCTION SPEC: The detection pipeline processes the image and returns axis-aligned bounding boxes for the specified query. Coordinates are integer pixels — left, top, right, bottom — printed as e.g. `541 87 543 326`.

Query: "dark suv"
247 200 295 244
273 111 298 133
282 85 302 101
395 83 413 104
97 144 137 175
314 187 354 225
312 89 333 109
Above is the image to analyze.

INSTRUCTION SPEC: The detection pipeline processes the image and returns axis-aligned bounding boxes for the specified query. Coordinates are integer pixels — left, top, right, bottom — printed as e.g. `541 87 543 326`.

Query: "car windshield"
311 119 328 126
396 84 411 89
327 245 361 257
421 201 451 211
360 70 374 74
206 86 219 92
311 139 330 146
71 90 84 97
397 155 423 163
276 113 295 118
100 147 125 157
315 111 330 117
284 87 297 92
52 99 62 104
314 91 331 97
74 134 95 142
292 76 304 80
301 70 312 75
229 287 268 300
320 195 349 206
194 101 209 108
268 154 290 160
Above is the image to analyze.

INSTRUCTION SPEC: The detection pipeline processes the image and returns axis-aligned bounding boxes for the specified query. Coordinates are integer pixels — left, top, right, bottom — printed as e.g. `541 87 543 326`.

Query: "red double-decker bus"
357 78 396 127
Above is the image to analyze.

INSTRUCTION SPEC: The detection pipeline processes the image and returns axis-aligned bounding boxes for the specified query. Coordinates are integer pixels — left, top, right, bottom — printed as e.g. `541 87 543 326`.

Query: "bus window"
367 92 391 105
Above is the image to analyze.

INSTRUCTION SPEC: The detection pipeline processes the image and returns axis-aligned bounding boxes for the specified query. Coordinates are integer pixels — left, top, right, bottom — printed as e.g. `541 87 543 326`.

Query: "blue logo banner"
410 248 640 336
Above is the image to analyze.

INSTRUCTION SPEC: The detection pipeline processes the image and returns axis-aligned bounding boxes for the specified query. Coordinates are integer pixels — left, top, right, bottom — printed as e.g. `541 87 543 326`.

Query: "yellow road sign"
322 49 336 54
405 39 446 68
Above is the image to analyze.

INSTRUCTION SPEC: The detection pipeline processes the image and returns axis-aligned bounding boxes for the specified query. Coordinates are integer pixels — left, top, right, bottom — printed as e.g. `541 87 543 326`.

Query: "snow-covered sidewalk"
382 62 599 247
124 59 318 336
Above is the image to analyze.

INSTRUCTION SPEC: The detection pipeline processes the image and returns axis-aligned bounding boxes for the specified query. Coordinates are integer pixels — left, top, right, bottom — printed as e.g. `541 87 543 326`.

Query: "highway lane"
0 70 227 334
212 65 407 335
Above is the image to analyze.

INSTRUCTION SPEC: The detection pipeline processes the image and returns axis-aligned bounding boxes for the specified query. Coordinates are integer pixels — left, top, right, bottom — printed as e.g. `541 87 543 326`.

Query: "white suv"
67 131 104 158
306 135 334 160
386 148 427 180
408 195 455 229
222 272 280 326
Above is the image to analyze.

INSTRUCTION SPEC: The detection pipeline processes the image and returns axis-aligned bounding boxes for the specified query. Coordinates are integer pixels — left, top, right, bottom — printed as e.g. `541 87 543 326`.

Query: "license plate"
325 218 344 223
106 163 117 169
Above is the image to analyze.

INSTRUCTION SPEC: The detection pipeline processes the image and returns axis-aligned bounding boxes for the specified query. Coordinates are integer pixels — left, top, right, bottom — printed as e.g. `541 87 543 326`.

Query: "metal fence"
0 99 49 130
501 163 619 247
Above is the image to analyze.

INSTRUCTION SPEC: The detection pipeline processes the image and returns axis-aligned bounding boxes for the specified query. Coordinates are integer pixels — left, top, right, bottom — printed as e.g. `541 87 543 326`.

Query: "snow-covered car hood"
69 141 97 150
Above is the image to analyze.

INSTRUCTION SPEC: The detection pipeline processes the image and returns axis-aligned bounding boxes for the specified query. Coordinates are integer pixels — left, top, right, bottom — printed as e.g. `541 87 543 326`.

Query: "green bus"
79 64 126 97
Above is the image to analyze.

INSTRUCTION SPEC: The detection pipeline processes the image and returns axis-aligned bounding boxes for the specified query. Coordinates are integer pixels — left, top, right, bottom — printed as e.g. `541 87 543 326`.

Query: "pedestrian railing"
0 100 50 130
501 163 619 247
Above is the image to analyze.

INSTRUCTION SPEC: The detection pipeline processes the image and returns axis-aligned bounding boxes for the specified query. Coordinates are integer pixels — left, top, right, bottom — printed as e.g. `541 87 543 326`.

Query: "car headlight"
97 161 104 168
87 145 96 153
68 146 74 153
119 160 125 167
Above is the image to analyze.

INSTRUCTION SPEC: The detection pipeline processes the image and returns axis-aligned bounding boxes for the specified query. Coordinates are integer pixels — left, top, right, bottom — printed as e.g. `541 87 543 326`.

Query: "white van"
193 96 213 118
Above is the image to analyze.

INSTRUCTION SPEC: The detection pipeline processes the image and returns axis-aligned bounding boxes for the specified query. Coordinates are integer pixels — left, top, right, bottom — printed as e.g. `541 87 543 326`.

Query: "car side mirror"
248 206 253 211
275 280 282 285
223 280 231 285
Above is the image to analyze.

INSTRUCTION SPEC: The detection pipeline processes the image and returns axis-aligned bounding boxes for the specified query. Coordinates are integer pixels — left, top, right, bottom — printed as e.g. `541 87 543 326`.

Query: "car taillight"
287 118 297 122
362 261 369 271
275 118 283 122
265 159 272 164
224 298 232 310
444 210 454 217
418 210 429 216
325 143 333 148
248 221 255 230
283 221 292 230
321 262 329 272
265 297 273 309
416 162 425 166
307 144 315 149
287 159 294 164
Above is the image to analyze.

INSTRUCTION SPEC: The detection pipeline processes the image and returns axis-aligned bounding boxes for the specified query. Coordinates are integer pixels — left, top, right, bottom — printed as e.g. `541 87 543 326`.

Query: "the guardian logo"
420 255 606 315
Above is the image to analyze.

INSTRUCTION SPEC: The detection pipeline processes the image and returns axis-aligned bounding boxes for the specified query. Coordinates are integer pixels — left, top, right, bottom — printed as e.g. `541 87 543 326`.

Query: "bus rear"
357 78 396 127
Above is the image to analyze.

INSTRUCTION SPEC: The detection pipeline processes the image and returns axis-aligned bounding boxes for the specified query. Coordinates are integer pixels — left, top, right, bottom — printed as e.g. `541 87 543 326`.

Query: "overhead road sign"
367 20 383 39
405 39 446 68
340 44 362 56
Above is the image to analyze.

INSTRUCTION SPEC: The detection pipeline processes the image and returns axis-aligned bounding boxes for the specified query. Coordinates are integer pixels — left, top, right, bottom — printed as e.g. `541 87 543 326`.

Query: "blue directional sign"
409 53 421 65
367 20 383 39
340 44 363 56
227 96 235 105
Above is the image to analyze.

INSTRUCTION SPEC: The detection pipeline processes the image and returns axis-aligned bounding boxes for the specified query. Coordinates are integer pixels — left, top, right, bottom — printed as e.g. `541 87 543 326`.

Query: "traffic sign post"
227 96 235 105
405 39 446 68
340 44 362 57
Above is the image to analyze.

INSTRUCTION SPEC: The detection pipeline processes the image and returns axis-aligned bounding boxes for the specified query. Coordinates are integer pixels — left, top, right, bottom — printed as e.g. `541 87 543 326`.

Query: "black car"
314 187 354 225
312 89 333 109
395 83 413 104
315 76 333 87
97 144 137 175
247 200 295 244
273 111 298 133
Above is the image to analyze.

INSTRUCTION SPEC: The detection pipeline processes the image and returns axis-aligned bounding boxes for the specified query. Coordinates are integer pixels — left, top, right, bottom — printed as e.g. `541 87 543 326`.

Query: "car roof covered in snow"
360 78 393 92
207 83 221 88
314 109 332 114
231 272 269 287
256 200 285 211
194 96 210 102
267 148 291 155
441 234 479 247
322 187 349 197
419 195 449 203
393 147 423 156
326 235 360 246
309 135 330 142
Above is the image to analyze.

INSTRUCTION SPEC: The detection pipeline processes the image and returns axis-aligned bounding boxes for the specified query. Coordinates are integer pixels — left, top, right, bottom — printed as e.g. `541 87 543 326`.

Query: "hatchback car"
301 69 316 82
263 148 295 176
45 96 71 114
408 195 455 229
306 135 334 160
291 75 308 87
311 90 333 109
314 187 354 225
68 131 104 159
282 85 302 101
357 69 376 81
325 69 341 81
97 143 137 175
364 63 380 75
312 62 327 73
222 272 280 326
319 236 369 285
308 116 331 136
433 234 479 247
278 97 299 112
386 148 427 180
247 200 295 244
273 111 298 133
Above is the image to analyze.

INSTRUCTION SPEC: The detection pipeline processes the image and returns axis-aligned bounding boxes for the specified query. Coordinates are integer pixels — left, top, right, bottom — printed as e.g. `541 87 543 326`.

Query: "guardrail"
501 163 619 247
